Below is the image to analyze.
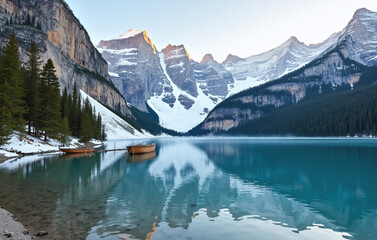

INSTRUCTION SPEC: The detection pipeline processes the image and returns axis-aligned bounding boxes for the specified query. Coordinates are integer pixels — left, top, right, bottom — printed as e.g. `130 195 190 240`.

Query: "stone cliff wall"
0 0 131 116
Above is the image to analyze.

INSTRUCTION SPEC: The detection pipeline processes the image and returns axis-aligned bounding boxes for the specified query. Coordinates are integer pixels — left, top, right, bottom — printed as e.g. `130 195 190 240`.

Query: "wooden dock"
95 148 128 153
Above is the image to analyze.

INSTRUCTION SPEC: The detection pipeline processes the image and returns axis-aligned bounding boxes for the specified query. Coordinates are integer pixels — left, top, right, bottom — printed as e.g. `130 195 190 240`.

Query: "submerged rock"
36 231 48 237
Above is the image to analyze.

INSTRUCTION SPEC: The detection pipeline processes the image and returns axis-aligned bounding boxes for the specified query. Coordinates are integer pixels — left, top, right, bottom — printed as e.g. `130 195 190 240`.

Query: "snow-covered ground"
0 149 18 158
1 133 60 154
80 90 152 139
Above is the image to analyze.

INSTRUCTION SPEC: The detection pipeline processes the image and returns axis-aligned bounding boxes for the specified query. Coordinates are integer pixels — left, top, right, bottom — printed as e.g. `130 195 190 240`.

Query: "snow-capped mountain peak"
163 44 192 61
338 8 377 66
119 29 144 39
223 32 338 96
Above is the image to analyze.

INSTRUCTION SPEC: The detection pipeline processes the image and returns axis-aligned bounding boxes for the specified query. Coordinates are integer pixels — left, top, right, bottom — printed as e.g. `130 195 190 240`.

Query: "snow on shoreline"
0 90 154 160
1 133 60 154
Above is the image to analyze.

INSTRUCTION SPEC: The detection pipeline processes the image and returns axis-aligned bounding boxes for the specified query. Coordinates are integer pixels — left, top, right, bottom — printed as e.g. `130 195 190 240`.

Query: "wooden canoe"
127 143 156 155
59 147 95 154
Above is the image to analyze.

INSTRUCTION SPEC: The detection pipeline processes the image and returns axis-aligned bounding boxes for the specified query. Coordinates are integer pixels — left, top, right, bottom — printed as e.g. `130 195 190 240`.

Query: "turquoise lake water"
0 138 377 239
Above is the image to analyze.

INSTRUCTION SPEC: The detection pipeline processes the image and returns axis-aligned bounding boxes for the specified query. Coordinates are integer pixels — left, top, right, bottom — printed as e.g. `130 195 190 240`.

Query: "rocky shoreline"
0 207 32 240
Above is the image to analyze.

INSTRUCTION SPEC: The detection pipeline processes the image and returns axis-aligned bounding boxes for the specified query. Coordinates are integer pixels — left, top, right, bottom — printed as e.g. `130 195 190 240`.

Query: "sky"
65 0 377 62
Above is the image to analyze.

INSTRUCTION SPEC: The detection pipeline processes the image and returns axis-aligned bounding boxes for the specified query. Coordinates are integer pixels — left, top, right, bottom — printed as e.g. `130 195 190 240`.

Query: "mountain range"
1 0 377 137
193 8 377 135
96 8 377 134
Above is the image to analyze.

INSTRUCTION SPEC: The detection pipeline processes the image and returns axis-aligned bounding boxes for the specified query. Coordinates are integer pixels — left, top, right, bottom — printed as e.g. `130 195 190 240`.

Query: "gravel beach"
0 208 32 240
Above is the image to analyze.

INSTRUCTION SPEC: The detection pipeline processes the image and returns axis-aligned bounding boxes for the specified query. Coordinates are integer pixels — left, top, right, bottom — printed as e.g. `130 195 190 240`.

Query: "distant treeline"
229 79 377 137
0 31 104 146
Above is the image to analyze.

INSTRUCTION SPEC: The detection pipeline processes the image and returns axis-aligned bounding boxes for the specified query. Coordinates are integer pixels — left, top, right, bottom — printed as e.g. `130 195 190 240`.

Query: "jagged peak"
348 8 377 25
162 44 191 61
288 36 299 43
353 8 374 17
200 54 215 65
222 54 243 65
283 36 306 47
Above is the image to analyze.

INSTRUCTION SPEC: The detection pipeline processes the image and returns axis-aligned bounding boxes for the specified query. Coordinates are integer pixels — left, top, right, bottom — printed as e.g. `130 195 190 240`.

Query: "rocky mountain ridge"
98 30 236 131
194 8 377 134
96 8 377 133
0 0 131 116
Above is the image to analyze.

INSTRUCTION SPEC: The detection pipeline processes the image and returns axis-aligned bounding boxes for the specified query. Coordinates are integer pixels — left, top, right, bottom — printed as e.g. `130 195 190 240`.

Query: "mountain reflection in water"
1 138 376 240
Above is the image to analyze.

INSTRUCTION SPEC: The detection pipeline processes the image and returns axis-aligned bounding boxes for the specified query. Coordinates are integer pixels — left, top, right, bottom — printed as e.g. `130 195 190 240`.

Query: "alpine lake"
0 137 376 240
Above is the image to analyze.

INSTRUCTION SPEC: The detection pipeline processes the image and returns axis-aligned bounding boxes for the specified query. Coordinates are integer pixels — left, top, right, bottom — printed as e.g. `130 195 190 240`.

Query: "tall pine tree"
70 82 80 136
80 112 92 144
58 117 71 146
39 59 61 141
0 47 12 145
61 87 70 120
0 31 25 133
24 42 42 136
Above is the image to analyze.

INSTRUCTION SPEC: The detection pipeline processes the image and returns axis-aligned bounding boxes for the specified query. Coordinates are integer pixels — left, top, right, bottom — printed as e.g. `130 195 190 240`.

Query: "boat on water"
59 147 95 154
127 143 156 155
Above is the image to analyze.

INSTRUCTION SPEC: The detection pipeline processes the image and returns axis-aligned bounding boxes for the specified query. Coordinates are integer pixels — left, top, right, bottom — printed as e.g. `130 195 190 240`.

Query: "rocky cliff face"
97 29 169 111
162 44 198 97
193 54 234 100
0 0 130 116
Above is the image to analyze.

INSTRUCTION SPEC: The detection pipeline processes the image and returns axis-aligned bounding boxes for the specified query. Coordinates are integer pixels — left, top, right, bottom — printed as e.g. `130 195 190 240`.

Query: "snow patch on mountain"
108 72 119 78
80 90 152 139
336 8 377 66
147 53 216 132
224 34 340 95
97 47 138 55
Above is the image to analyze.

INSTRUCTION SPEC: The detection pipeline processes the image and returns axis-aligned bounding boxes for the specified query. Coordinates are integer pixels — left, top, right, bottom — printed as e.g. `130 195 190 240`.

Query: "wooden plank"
95 148 128 153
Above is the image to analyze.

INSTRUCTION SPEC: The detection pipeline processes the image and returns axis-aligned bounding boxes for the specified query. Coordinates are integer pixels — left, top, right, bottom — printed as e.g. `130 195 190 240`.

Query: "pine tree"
101 124 106 141
24 42 42 136
77 93 81 136
31 16 35 27
95 113 102 140
80 112 92 144
61 87 70 120
0 31 25 133
70 82 79 136
58 117 71 146
0 54 12 145
39 59 61 141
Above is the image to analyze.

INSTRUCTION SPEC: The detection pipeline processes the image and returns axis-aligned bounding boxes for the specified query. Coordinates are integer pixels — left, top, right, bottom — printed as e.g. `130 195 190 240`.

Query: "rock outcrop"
162 44 198 97
193 54 234 99
0 0 131 116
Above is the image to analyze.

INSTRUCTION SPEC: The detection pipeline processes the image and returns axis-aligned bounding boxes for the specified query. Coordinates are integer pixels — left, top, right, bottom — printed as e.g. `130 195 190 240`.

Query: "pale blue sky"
65 0 377 62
